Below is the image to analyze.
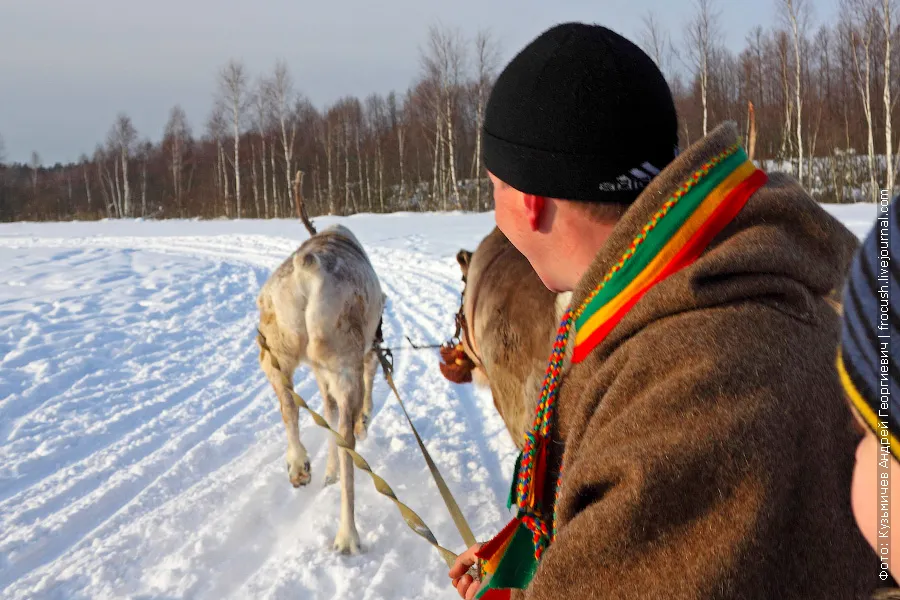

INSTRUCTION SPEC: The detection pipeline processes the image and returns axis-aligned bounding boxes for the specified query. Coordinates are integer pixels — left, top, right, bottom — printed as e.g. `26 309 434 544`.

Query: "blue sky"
0 0 839 165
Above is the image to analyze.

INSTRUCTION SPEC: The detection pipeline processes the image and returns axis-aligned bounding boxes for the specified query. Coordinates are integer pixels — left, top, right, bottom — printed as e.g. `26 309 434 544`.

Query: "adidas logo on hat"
598 162 660 191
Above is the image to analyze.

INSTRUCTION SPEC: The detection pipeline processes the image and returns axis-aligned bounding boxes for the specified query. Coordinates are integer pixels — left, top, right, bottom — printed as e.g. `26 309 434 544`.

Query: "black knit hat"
838 195 899 459
483 22 678 204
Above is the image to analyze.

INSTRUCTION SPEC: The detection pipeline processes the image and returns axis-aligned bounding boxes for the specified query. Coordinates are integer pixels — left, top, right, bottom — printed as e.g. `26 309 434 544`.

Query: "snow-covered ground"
0 204 880 599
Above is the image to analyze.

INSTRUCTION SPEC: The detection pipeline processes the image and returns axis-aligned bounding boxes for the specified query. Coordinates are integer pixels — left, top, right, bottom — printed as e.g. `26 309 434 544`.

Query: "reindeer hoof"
288 459 312 488
333 530 361 555
323 472 338 486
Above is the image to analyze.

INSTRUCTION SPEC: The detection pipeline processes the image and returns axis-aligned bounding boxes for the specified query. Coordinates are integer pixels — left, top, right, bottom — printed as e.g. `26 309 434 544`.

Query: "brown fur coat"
514 122 881 599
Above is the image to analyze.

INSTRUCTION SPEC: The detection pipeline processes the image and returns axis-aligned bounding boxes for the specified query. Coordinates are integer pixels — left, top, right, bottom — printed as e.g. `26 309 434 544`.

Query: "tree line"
0 0 897 222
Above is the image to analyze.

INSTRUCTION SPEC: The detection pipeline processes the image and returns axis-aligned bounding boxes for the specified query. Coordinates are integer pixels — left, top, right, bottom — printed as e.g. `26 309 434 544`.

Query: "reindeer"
454 227 571 449
256 224 383 555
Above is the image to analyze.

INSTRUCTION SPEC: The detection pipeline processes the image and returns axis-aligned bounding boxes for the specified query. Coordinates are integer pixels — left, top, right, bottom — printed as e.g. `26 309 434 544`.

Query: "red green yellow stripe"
475 520 540 597
572 154 766 362
575 160 757 347
476 517 520 576
573 144 745 329
574 147 745 330
573 168 766 362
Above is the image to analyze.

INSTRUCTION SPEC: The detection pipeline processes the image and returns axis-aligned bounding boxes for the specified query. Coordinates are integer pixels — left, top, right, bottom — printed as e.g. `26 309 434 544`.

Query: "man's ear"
523 194 546 231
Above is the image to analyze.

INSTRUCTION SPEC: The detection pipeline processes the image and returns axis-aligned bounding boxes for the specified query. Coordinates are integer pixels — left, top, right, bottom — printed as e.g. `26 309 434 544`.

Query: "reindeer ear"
456 250 472 276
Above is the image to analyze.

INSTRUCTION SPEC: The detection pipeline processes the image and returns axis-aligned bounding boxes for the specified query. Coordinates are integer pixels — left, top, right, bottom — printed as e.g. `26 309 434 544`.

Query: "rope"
256 329 459 568
376 336 444 352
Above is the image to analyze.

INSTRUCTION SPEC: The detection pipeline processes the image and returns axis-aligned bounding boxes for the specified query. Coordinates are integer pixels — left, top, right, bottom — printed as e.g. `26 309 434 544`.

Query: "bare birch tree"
268 61 299 212
641 12 679 78
219 60 248 217
780 0 811 183
686 0 722 136
94 145 115 218
354 116 366 211
393 91 409 203
138 140 152 217
365 93 388 212
30 151 40 195
164 105 191 217
316 115 336 215
473 29 499 210
107 114 136 217
775 32 796 160
270 118 280 217
79 153 93 214
883 0 897 193
250 78 272 218
207 103 230 217
342 110 353 213
845 0 879 199
423 24 466 209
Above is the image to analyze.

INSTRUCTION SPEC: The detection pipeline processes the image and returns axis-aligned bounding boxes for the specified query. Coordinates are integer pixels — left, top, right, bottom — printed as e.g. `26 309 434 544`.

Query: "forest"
0 0 897 222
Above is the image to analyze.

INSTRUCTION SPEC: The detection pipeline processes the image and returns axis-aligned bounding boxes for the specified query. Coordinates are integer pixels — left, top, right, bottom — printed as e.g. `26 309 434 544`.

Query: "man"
449 22 882 599
838 196 899 586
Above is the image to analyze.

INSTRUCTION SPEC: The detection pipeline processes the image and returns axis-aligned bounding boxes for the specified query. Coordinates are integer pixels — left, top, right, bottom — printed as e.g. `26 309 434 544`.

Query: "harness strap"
256 329 460 568
374 321 478 550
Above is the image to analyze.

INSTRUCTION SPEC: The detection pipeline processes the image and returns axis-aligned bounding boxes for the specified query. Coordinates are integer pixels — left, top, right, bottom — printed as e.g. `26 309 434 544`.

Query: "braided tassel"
510 309 573 560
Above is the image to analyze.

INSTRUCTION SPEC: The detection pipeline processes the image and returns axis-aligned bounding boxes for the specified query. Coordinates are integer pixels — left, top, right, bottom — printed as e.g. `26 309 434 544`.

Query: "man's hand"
449 543 482 599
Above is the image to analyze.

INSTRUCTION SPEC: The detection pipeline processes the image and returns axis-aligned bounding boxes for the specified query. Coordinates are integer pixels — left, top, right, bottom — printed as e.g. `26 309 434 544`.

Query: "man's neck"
556 216 618 291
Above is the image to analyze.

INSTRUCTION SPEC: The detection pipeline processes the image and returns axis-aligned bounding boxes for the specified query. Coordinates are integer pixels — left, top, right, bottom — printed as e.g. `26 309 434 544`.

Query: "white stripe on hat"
641 162 660 175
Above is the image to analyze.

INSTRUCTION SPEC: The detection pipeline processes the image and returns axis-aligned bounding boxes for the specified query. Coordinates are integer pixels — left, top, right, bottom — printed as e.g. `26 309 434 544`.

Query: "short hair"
567 200 628 224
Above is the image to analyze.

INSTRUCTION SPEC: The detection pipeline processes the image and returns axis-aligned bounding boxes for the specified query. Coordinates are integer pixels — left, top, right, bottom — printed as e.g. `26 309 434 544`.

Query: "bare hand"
449 543 482 599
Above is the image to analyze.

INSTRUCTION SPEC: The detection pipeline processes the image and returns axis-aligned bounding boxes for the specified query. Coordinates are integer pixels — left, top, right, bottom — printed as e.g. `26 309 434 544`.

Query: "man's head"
838 196 899 575
489 173 626 291
483 22 678 291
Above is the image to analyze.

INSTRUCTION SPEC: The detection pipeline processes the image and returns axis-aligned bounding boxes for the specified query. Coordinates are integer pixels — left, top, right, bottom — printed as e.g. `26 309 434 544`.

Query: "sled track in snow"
0 231 516 599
